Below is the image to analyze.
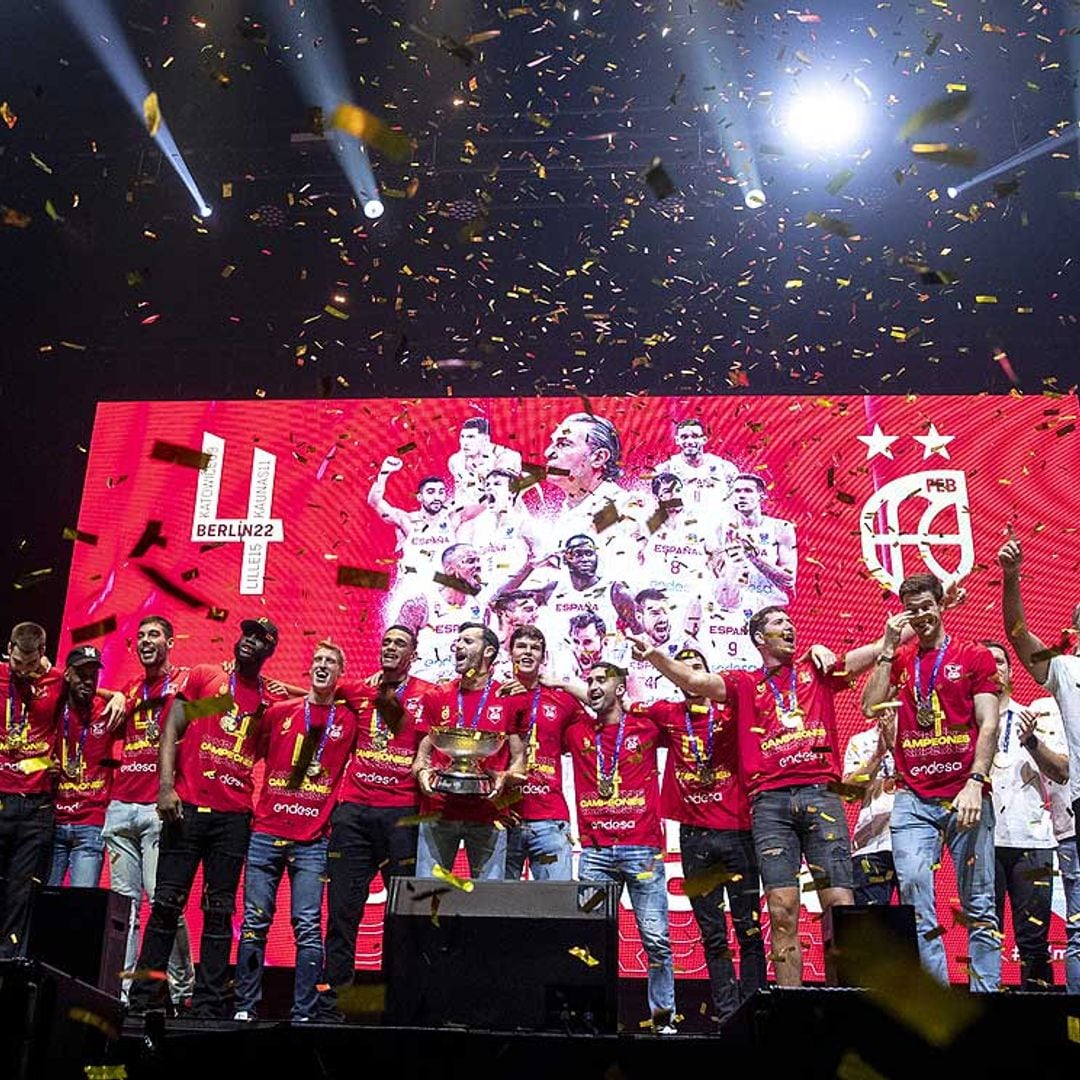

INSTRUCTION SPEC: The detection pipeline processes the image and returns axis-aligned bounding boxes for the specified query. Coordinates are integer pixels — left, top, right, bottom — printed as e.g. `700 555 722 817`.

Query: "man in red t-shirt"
129 616 286 1019
101 614 195 1009
322 624 433 1003
233 642 359 1022
47 646 112 888
637 647 765 1023
411 623 525 879
862 572 1001 991
630 608 887 988
499 625 581 881
0 622 65 958
567 662 676 1032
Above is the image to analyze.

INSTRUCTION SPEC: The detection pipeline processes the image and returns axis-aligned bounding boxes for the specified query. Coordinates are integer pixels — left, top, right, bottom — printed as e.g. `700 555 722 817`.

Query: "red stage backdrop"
61 394 1078 985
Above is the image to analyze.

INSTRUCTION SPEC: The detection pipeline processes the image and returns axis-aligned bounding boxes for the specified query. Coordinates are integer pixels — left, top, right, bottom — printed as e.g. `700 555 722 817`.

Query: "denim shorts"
750 783 853 892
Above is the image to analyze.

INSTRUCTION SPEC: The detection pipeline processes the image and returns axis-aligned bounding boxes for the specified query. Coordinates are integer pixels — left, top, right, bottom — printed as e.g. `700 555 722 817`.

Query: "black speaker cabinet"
822 903 919 987
26 887 131 997
385 878 619 1032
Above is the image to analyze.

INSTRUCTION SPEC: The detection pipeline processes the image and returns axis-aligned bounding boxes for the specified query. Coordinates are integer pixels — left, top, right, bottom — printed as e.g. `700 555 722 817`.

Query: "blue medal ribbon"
595 712 627 790
303 698 337 773
763 664 799 721
5 670 30 744
61 700 89 778
914 634 951 720
683 701 715 775
456 679 494 730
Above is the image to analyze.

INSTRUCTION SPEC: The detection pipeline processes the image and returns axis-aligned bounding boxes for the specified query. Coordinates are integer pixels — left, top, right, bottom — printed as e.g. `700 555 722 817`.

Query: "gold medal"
597 776 615 800
145 718 160 742
306 761 322 779
699 766 716 787
371 728 390 751
220 713 240 734
916 705 935 729
778 708 803 730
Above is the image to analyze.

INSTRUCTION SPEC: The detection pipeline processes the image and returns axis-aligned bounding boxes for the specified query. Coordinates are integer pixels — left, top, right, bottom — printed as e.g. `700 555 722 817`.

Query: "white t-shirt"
843 727 895 857
655 453 738 505
990 697 1059 849
1044 653 1080 808
1029 695 1076 843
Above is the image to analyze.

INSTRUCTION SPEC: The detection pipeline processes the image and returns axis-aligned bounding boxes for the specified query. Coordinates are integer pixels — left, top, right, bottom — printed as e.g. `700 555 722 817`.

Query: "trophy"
429 727 506 796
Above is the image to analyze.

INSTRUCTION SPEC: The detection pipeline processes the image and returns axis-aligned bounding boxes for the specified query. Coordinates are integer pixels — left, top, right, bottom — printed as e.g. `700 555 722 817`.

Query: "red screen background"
61 393 1078 985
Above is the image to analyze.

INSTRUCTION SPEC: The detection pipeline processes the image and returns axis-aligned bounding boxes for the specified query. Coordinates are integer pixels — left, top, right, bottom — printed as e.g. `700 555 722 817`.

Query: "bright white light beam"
784 88 866 151
945 125 1079 199
61 0 212 218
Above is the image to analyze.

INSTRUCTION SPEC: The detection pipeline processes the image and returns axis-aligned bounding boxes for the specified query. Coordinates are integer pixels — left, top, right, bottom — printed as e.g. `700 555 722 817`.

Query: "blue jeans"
234 831 329 1020
1058 840 1080 994
504 820 574 881
102 800 195 1004
47 823 104 887
579 846 675 1020
417 819 507 880
890 788 1000 991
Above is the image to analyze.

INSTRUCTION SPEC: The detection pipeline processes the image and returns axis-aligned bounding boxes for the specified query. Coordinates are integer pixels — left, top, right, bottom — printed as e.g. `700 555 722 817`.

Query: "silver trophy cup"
429 727 506 796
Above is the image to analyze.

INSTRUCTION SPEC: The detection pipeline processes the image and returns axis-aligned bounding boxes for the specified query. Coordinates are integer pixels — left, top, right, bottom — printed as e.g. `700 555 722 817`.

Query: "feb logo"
944 664 963 681
859 470 974 595
191 432 284 596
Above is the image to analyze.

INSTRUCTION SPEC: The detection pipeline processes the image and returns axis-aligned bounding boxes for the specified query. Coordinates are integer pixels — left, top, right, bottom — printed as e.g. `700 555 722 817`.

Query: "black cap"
66 645 104 669
239 616 279 646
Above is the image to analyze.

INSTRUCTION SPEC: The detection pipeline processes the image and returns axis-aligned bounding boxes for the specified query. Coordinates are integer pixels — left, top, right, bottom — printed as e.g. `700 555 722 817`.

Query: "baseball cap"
239 616 279 646
66 645 104 668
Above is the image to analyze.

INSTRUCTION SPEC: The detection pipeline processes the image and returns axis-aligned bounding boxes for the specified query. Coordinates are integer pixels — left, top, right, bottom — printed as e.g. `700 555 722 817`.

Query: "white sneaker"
233 1011 254 1022
656 1023 678 1036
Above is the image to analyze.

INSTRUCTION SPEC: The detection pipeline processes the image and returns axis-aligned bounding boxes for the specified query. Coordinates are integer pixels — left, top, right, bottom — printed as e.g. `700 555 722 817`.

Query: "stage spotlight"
363 198 385 220
784 88 865 151
199 204 213 219
744 188 766 209
945 187 959 200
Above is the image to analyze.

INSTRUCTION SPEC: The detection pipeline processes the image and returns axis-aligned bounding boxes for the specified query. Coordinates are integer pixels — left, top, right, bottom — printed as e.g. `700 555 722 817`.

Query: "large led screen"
61 394 1079 986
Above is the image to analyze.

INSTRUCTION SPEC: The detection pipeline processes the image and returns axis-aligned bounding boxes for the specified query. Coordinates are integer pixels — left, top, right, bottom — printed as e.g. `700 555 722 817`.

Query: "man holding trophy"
412 623 526 880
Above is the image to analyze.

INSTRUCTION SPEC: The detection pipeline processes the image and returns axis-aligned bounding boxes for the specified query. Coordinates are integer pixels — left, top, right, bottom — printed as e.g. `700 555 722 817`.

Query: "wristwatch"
967 772 987 785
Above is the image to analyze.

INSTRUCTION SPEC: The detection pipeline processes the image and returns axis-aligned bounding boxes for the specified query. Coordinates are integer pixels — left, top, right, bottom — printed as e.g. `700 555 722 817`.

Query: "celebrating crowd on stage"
1 529 1078 1032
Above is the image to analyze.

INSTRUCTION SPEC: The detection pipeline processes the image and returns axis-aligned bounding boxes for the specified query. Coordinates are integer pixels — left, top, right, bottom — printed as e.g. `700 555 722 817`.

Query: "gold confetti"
337 566 391 589
150 440 212 470
329 102 414 162
142 91 161 137
568 945 600 967
68 1007 119 1041
182 692 233 721
71 615 117 644
431 863 474 892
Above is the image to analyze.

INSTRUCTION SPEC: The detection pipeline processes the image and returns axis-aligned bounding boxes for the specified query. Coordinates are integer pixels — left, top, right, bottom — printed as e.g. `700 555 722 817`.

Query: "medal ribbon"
683 701 715 774
1001 707 1013 753
595 712 627 790
303 698 336 772
61 700 89 778
456 679 494 730
141 671 172 736
372 681 407 741
913 634 951 718
6 670 30 743
228 670 267 724
522 686 542 765
764 664 799 720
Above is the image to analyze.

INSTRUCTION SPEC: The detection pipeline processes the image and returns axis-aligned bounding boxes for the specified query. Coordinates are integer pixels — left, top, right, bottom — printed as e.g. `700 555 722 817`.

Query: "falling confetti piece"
337 566 391 589
142 91 161 137
900 93 972 139
150 440 212 470
432 571 481 595
431 863 475 892
67 1007 118 1041
71 615 117 644
568 945 600 967
62 526 99 545
182 692 234 722
330 103 414 162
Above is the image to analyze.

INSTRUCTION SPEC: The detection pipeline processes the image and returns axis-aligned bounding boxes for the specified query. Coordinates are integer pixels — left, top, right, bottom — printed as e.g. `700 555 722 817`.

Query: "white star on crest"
912 423 955 460
857 423 900 460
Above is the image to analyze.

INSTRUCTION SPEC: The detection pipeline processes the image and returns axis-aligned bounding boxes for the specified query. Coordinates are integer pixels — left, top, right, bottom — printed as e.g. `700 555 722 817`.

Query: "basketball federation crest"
859 470 974 595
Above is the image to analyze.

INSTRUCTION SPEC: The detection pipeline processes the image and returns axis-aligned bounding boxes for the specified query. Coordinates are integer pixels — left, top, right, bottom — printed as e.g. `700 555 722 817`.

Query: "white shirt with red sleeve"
252 698 359 842
726 660 853 799
646 698 750 830
54 695 113 826
172 663 288 813
889 638 998 800
502 685 582 821
0 668 64 797
111 666 190 804
565 710 664 849
415 679 510 825
335 675 433 808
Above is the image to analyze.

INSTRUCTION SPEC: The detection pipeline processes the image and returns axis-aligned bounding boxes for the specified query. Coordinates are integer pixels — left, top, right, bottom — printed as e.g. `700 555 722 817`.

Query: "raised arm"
861 612 909 712
367 456 411 536
1018 707 1069 786
998 537 1051 685
626 633 728 702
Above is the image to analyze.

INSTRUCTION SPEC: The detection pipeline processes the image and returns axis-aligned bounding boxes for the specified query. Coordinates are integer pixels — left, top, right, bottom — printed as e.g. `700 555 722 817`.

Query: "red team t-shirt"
416 679 511 825
644 698 751 831
252 698 359 842
889 638 998 800
0 668 65 797
172 663 287 814
725 661 853 798
336 676 433 808
54 696 113 826
565 710 664 848
503 685 582 821
111 666 190 804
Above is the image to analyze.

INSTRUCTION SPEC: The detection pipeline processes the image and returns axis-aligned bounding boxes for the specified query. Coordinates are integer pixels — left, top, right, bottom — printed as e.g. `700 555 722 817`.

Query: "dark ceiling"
2 0 1078 639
